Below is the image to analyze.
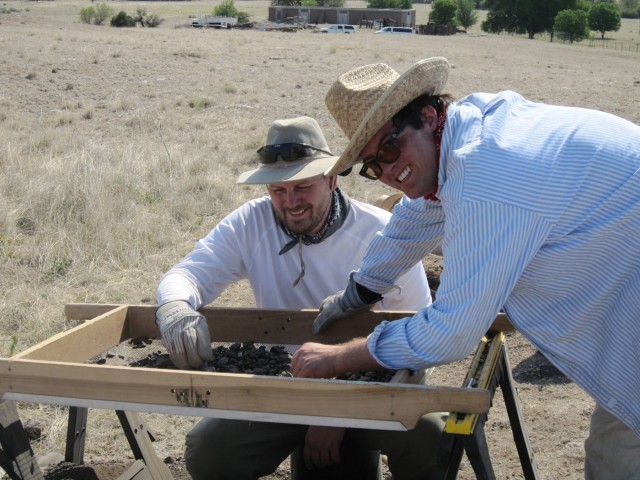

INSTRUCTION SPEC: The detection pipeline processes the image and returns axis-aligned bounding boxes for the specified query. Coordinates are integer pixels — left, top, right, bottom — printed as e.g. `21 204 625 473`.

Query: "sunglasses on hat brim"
257 143 333 164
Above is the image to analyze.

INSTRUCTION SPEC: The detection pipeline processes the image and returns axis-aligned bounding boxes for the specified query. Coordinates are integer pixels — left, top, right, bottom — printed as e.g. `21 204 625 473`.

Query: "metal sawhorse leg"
434 332 540 480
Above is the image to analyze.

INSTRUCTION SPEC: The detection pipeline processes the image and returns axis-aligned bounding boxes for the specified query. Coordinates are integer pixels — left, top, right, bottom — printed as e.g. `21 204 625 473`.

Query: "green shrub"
9 335 18 357
134 8 164 27
93 3 114 25
0 234 11 258
111 11 135 27
236 11 250 23
144 14 164 27
47 258 73 278
212 0 249 24
79 6 95 24
214 0 238 17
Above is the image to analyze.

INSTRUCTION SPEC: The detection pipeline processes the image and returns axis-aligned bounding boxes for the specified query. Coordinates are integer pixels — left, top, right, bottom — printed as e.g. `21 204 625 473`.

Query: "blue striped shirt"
358 91 640 436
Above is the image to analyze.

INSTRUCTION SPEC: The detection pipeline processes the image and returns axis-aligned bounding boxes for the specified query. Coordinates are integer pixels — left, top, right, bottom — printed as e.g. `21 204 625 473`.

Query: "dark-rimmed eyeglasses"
359 118 409 180
257 143 332 165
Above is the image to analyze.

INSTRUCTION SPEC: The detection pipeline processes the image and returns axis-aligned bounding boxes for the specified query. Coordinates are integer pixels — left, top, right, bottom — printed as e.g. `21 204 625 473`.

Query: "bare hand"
291 342 340 379
303 426 345 469
292 338 379 379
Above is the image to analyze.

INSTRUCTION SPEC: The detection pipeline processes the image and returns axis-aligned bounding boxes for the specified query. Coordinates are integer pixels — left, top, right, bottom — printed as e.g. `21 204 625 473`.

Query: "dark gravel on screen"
114 340 397 382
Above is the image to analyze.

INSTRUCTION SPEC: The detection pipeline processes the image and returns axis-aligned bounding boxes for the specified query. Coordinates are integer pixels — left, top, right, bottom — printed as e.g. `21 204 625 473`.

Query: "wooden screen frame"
0 305 510 431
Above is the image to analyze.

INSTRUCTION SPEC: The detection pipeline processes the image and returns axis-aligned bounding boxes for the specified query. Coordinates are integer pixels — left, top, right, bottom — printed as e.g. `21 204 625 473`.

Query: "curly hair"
392 93 455 129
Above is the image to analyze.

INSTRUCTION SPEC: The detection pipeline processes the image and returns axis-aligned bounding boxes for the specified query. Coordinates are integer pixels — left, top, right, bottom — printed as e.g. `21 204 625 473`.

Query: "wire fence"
584 38 640 52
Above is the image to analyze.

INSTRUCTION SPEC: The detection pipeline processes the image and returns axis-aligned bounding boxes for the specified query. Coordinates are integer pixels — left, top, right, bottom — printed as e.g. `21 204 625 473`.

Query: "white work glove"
155 301 213 370
311 280 381 335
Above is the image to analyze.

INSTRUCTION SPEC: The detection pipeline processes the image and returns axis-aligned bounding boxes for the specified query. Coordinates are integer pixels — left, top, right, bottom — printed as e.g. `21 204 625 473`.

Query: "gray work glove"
312 280 381 335
156 301 213 370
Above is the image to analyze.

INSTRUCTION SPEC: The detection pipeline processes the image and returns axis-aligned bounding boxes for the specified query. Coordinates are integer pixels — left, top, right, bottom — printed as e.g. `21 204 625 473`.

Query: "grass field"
1 1 639 477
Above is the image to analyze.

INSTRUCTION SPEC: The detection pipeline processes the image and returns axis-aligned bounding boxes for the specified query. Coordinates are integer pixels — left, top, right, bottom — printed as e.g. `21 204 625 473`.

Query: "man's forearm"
336 338 381 373
291 338 383 379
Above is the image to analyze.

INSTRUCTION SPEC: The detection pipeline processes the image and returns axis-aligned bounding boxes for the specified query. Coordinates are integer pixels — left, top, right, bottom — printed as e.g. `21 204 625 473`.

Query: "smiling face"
267 174 337 235
359 105 440 199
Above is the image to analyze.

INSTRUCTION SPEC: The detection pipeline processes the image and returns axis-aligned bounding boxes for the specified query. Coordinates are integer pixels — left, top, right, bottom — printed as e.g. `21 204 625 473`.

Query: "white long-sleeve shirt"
356 91 640 436
156 195 431 313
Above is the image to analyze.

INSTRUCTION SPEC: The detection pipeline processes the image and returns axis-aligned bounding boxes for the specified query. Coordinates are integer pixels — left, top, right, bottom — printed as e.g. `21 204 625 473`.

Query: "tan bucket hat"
237 116 339 185
324 57 450 176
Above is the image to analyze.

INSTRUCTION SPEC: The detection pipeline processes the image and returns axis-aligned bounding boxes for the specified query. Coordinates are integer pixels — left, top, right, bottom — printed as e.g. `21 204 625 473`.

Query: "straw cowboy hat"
237 116 340 184
324 57 451 176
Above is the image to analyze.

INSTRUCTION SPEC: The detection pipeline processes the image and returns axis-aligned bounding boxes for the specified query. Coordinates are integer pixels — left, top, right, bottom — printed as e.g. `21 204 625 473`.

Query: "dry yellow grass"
0 0 639 477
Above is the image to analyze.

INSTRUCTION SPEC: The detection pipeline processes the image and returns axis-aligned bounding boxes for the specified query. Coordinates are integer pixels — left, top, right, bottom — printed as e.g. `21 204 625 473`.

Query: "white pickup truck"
191 16 238 29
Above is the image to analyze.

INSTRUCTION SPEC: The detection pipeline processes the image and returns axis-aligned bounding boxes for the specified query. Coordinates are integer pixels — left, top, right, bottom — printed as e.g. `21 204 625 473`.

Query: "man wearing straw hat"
291 58 640 479
155 116 445 479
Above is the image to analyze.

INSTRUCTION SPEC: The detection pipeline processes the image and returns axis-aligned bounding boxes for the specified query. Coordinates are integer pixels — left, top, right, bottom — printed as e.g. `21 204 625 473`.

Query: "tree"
482 0 577 39
271 0 346 5
481 9 525 34
456 0 479 29
366 0 408 7
620 0 640 18
554 8 589 42
429 0 457 24
576 0 591 13
588 2 621 38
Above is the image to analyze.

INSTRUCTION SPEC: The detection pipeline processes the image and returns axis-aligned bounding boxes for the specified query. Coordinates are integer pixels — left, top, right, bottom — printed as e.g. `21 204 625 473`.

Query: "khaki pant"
185 413 446 480
584 403 640 480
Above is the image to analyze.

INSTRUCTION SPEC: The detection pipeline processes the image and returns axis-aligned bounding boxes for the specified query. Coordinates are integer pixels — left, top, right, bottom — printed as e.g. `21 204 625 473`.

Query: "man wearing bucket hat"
155 116 443 479
290 58 640 478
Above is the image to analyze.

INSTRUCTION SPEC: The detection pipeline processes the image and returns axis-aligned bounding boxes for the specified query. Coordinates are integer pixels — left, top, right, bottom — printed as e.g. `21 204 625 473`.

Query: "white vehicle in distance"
375 26 413 34
319 24 356 34
191 15 237 29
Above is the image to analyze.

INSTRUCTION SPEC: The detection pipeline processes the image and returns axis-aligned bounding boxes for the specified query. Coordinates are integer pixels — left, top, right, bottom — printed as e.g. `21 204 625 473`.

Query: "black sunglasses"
359 118 409 180
257 143 333 165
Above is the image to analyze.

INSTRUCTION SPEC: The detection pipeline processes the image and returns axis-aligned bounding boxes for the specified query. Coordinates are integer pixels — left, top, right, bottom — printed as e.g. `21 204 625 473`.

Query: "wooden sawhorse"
0 400 44 480
66 409 172 480
0 403 170 480
434 331 540 479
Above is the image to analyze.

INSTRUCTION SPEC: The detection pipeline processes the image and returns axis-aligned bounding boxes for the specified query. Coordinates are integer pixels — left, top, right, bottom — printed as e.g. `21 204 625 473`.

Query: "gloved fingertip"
173 359 191 370
312 318 330 335
189 360 204 370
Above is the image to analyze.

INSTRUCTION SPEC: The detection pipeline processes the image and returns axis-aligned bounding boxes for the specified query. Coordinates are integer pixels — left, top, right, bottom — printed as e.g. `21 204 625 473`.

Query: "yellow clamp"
444 331 505 435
